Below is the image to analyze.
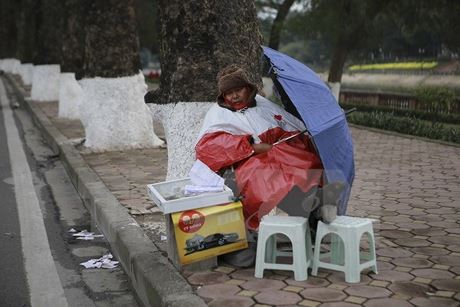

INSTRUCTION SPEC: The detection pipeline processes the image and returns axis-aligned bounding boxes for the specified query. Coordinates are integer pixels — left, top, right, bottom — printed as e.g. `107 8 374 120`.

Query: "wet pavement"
21 79 460 306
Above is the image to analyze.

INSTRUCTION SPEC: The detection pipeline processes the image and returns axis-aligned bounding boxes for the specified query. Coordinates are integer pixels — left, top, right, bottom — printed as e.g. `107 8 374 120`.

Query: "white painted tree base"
0 58 21 74
328 82 341 102
148 102 213 180
31 65 61 101
58 73 82 120
19 63 34 86
79 72 164 151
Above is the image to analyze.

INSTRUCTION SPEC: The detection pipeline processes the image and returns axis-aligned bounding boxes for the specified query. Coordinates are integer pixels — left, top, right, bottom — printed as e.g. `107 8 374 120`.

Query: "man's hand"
252 143 272 155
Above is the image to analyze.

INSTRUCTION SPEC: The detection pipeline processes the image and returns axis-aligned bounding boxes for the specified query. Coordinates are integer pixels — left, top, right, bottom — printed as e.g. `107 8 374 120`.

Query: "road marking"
0 80 68 307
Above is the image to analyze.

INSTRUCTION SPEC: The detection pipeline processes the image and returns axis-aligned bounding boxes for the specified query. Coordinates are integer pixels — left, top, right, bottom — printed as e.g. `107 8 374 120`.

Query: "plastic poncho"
195 95 323 229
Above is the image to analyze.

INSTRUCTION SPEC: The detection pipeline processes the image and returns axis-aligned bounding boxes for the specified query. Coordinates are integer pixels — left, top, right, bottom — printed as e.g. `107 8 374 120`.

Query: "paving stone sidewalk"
22 81 460 306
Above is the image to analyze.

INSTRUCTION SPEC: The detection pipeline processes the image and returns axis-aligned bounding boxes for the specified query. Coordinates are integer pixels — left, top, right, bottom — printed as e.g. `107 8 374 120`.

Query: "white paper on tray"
184 185 224 196
189 159 224 187
186 160 225 195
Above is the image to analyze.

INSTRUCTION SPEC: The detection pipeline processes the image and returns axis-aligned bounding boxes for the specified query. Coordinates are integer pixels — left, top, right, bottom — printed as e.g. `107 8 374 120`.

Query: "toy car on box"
185 232 239 254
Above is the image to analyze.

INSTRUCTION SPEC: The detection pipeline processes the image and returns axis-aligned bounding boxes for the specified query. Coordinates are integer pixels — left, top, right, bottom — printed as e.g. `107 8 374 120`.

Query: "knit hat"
217 65 258 106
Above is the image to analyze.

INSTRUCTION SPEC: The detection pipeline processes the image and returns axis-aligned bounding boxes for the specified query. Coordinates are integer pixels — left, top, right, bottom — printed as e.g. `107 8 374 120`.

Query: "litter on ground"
72 229 104 240
80 253 119 269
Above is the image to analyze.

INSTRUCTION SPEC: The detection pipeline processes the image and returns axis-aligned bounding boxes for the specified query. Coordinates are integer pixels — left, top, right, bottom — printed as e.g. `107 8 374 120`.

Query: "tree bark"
268 0 295 51
83 0 141 78
327 38 349 83
0 0 20 58
326 0 390 83
60 0 88 79
145 1 263 268
146 0 263 104
34 0 64 64
16 0 39 63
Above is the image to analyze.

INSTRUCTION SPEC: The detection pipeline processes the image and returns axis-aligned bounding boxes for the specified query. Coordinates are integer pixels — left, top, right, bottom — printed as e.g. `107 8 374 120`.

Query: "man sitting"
195 65 342 230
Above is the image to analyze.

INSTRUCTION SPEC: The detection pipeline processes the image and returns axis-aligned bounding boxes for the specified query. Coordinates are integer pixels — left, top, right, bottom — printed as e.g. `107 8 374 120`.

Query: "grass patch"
349 61 438 72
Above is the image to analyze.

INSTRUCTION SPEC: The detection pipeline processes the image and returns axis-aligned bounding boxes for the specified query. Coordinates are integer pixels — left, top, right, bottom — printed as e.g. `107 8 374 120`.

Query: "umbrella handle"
344 107 356 115
273 128 309 146
273 108 354 146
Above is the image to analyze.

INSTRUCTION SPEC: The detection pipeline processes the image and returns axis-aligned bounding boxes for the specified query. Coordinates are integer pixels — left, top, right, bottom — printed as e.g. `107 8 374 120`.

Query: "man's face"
223 86 251 110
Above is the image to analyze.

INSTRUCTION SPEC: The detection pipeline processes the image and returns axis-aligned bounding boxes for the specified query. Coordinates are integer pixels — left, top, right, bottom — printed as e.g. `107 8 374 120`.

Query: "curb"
4 74 207 307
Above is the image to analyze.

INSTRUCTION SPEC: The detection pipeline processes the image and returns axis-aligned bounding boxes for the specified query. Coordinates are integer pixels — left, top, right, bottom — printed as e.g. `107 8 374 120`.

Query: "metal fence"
339 89 460 114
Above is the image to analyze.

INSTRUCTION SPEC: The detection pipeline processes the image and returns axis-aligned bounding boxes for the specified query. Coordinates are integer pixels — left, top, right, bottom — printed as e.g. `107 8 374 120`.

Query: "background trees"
259 0 459 76
256 0 298 51
3 0 459 77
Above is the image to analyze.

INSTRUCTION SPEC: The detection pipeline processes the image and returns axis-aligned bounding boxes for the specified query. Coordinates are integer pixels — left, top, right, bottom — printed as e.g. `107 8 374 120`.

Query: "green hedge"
341 103 460 125
347 111 460 144
415 86 457 114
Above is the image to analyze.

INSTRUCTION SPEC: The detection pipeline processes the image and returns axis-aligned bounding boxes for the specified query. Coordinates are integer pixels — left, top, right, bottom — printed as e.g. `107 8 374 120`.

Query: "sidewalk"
7 74 460 306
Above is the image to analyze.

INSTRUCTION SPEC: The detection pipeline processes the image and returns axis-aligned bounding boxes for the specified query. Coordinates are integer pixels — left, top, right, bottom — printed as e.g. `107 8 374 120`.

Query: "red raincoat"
195 95 323 229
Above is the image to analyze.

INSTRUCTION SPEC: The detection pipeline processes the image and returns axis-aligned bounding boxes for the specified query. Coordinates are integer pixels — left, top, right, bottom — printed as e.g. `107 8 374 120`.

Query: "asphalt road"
0 78 30 307
0 77 138 307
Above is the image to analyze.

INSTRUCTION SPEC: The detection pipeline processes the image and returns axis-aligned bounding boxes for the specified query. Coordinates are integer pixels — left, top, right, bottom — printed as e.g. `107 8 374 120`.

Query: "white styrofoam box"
147 178 234 214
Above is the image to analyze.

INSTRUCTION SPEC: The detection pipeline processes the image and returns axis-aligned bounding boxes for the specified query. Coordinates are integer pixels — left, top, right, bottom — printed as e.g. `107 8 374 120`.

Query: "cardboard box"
171 201 248 265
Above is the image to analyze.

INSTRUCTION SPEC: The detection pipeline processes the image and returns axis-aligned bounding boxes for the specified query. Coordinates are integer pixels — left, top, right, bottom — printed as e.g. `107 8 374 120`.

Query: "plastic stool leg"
331 234 344 265
305 225 313 267
311 232 325 276
255 230 268 278
292 230 308 281
368 229 378 274
344 233 361 283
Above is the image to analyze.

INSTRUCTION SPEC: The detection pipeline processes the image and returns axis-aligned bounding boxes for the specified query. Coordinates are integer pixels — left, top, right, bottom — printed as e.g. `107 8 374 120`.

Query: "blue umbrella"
263 46 355 215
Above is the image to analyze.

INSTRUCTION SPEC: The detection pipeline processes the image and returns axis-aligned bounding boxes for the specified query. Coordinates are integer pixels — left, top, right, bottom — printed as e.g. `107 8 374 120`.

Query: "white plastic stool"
255 216 313 281
311 216 378 283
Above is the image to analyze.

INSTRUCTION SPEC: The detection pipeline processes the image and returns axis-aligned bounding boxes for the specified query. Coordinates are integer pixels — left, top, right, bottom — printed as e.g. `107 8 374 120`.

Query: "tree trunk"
146 0 263 104
0 0 20 58
34 0 64 64
327 38 349 83
60 0 88 79
16 0 39 63
83 0 140 78
146 1 262 270
326 1 390 84
146 0 263 178
146 0 262 177
79 0 162 151
268 0 296 51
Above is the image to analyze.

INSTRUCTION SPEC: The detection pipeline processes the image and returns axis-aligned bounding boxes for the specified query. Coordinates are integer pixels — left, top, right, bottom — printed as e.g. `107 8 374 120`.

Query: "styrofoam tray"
147 178 234 214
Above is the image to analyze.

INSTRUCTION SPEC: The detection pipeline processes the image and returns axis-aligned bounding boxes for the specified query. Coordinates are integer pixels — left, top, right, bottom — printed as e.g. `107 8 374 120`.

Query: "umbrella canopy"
262 46 354 215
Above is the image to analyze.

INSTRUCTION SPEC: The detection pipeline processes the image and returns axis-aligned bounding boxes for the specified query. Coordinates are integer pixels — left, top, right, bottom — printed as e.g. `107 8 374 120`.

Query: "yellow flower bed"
349 61 438 71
